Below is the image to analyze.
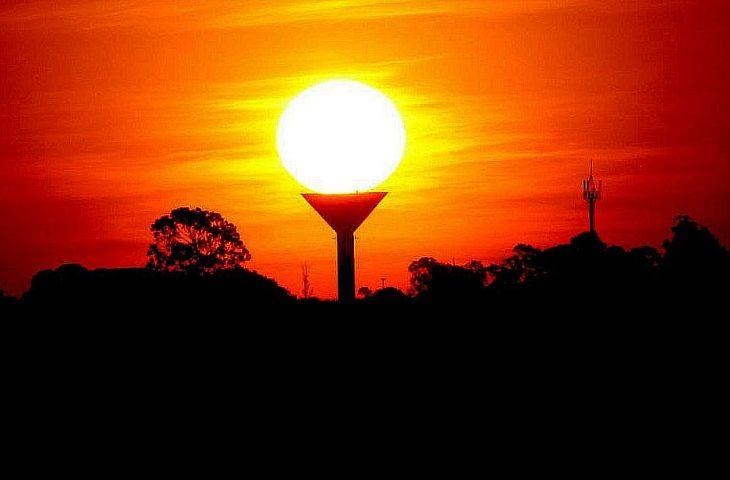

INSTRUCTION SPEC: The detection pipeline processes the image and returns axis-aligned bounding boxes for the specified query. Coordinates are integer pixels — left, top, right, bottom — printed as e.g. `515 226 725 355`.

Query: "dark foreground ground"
2 223 725 475
2 267 723 475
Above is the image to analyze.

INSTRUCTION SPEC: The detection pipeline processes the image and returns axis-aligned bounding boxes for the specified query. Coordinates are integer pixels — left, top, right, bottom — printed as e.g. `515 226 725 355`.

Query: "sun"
277 80 406 194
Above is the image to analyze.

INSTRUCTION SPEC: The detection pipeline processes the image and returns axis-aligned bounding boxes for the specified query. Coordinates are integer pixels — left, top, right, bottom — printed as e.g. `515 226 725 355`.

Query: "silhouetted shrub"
358 286 373 299
661 215 730 294
22 265 293 310
409 257 487 303
485 231 665 303
0 290 17 307
363 287 412 305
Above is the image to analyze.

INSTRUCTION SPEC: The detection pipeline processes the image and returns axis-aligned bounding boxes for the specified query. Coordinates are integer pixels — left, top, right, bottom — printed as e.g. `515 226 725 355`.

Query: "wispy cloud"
1 0 592 31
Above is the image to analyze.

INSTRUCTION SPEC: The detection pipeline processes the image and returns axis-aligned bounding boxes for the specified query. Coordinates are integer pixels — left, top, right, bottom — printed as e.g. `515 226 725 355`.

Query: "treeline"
383 215 729 306
1 215 727 311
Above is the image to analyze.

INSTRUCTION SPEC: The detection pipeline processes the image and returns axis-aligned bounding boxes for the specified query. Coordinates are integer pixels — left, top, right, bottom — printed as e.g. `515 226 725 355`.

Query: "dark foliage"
408 216 728 307
662 215 730 293
147 207 251 274
408 257 487 302
362 287 413 305
357 286 373 299
2 215 727 314
483 230 661 301
20 264 293 310
1 289 17 307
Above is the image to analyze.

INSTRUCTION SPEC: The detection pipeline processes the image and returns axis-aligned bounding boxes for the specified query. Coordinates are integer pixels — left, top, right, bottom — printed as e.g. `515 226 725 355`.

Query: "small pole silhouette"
582 160 602 234
301 263 313 299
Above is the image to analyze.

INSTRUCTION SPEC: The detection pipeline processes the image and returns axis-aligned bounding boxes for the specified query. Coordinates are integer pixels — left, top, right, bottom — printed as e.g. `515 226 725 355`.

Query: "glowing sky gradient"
1 1 728 297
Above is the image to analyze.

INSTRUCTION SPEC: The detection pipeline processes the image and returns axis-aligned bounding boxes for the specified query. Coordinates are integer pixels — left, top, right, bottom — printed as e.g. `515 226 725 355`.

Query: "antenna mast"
582 160 602 234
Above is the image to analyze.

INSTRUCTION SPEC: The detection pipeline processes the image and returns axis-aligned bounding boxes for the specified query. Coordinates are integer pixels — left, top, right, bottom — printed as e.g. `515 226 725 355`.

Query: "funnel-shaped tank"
302 192 386 233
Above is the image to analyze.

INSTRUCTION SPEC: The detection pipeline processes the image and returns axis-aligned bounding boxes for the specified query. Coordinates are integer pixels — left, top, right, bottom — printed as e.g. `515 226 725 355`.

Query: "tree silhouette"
482 229 669 302
21 264 293 308
663 215 729 270
147 207 251 274
364 287 410 305
0 289 17 307
661 215 730 291
358 286 373 299
486 244 543 289
409 257 486 302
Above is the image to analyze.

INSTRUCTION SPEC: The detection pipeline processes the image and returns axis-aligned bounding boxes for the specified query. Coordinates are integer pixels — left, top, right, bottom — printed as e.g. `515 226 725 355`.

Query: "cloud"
1 0 591 31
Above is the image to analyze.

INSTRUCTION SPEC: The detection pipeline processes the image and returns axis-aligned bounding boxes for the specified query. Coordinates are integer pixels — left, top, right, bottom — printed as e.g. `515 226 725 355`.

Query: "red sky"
1 0 729 297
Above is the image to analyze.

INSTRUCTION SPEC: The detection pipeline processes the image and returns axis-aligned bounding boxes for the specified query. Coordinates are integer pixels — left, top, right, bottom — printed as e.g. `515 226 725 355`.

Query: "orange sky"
1 0 729 297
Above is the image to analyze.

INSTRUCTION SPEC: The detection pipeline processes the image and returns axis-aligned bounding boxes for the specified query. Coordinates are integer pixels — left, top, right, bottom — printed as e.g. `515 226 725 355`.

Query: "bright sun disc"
277 80 406 193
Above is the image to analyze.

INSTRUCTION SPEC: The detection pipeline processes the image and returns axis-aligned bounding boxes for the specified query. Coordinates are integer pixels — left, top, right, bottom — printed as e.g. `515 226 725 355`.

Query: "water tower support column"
336 230 356 302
